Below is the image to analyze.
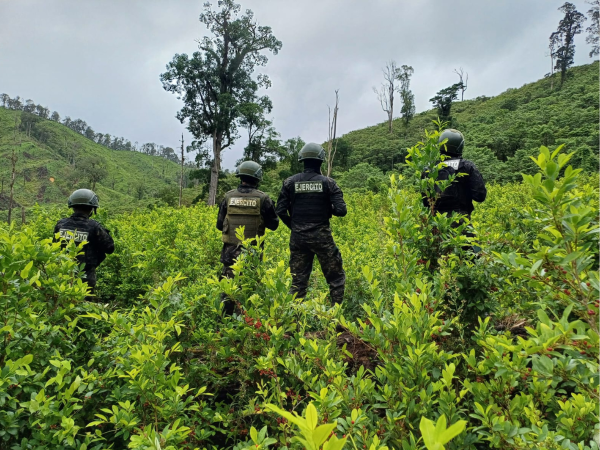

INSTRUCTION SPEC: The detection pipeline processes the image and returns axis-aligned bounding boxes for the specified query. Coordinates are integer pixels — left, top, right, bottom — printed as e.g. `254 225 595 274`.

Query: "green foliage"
1 138 598 449
341 62 599 180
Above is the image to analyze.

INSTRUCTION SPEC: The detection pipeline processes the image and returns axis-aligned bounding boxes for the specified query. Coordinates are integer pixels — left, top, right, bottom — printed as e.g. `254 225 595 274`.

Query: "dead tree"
8 116 20 225
373 61 399 133
179 133 184 207
454 67 469 101
326 90 339 177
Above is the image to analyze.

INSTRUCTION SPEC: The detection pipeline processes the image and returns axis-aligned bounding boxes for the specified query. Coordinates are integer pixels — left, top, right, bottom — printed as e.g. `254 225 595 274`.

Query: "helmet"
235 160 263 182
298 143 326 162
438 129 465 156
68 189 99 208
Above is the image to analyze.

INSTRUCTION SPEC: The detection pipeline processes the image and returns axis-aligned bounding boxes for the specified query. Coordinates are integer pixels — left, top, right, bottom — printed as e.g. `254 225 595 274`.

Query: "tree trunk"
8 149 17 225
208 132 221 206
179 133 184 207
388 94 393 133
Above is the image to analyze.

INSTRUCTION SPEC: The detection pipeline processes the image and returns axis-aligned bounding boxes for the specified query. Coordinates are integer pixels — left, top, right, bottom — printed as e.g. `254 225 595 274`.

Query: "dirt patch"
337 331 379 372
37 185 47 202
37 166 49 179
494 314 529 337
0 193 21 210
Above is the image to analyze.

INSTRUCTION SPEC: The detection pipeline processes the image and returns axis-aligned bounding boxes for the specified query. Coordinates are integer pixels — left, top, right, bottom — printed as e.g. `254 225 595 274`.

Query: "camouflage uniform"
276 168 347 304
216 184 279 314
54 213 115 289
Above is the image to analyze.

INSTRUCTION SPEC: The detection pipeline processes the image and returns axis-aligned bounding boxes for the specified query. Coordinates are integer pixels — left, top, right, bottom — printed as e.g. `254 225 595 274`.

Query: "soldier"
216 161 279 315
276 143 347 305
424 129 487 247
54 189 115 293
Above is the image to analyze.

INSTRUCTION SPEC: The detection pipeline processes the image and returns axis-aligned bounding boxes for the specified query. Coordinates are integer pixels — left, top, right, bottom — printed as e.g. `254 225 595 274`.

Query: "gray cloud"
0 0 595 169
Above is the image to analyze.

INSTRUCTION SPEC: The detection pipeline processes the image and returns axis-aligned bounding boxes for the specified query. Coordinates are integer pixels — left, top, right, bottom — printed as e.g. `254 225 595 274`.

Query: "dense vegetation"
1 130 598 449
336 62 599 183
0 107 203 219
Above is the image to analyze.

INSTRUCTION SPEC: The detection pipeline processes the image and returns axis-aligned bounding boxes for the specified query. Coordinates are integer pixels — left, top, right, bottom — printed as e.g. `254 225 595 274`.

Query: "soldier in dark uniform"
54 189 115 293
216 161 279 315
275 143 347 305
424 129 487 247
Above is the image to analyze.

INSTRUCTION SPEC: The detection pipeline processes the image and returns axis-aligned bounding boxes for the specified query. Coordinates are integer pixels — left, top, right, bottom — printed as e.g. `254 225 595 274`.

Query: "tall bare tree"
586 0 599 58
373 61 400 133
326 90 339 177
179 133 184 207
8 116 20 225
453 67 469 101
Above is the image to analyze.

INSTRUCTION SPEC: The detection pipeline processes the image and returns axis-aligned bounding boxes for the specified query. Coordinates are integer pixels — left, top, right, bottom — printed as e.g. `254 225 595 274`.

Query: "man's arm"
262 196 280 231
216 198 228 231
97 224 115 255
275 182 292 229
328 179 347 217
467 163 487 203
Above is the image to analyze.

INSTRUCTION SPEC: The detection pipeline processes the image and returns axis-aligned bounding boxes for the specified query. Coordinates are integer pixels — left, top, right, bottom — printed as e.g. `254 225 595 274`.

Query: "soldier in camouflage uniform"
276 143 347 305
54 189 115 293
216 161 279 315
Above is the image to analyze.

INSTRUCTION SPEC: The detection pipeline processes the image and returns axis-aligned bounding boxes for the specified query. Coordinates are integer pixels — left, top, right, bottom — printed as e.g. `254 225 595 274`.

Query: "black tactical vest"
435 158 470 214
222 189 268 245
290 172 331 224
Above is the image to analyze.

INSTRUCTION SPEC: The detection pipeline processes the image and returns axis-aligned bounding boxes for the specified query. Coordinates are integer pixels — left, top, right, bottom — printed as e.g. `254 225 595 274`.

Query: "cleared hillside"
337 62 599 183
0 108 200 215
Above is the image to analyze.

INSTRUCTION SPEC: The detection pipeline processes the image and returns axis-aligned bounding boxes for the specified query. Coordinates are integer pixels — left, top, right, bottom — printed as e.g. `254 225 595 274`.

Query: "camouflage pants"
289 229 345 304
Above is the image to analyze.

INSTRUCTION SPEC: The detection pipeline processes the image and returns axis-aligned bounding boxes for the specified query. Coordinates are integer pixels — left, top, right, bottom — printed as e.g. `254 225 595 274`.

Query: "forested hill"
0 107 189 216
334 61 599 184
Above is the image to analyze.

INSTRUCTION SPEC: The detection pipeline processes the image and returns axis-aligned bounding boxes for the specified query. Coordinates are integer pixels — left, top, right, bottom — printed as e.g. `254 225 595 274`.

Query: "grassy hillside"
336 62 599 183
0 107 202 216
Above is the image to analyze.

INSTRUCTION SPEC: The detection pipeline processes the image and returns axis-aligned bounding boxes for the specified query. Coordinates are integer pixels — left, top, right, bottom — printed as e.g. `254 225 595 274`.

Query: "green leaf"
312 423 337 447
305 403 318 430
250 426 258 444
438 420 467 444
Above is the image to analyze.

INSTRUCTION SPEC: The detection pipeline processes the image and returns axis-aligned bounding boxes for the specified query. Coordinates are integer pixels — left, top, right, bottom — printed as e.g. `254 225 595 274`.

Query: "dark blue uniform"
54 213 115 288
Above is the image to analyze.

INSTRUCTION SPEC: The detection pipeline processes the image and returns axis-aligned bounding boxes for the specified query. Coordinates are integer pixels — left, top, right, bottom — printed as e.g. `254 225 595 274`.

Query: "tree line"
0 93 181 163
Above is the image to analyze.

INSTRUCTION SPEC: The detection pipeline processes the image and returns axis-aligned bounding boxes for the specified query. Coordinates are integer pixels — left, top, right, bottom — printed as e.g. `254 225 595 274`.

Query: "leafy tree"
23 99 36 114
0 93 8 107
551 2 587 86
429 82 463 122
161 0 281 206
277 137 304 179
79 155 108 190
586 0 599 58
238 96 281 170
398 65 415 125
50 111 60 122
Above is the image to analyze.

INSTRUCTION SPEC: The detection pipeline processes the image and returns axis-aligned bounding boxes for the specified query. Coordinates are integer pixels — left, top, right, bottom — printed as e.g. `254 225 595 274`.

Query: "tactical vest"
290 173 331 224
435 158 471 214
222 189 267 245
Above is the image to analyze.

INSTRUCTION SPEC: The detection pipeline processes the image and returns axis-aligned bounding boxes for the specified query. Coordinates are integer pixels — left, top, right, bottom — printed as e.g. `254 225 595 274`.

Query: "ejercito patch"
444 159 460 170
59 229 89 242
295 181 323 193
229 197 258 207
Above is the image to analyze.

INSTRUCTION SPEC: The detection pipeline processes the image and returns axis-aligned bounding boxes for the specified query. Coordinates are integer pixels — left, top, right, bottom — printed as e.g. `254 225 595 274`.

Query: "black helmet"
68 189 99 208
235 160 263 182
438 129 465 157
298 143 326 162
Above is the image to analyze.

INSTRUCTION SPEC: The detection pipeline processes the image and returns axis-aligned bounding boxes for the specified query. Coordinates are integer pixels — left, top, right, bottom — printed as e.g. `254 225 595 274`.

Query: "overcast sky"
0 0 596 168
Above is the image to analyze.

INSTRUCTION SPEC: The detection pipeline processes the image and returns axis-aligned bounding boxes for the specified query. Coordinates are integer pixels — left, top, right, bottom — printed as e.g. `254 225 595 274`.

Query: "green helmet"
438 129 465 157
68 189 99 208
298 143 325 162
235 160 263 182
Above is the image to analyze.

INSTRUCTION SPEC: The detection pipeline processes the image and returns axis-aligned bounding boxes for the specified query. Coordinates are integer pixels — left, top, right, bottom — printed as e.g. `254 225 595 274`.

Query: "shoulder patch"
229 197 259 207
294 181 323 193
444 159 460 170
59 228 89 242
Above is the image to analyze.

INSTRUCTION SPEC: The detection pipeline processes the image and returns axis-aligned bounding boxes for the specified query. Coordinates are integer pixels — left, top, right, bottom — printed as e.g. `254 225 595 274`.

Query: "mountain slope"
0 108 191 214
337 62 599 183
